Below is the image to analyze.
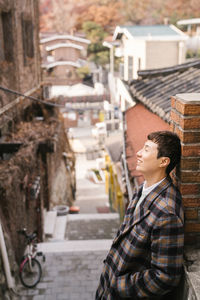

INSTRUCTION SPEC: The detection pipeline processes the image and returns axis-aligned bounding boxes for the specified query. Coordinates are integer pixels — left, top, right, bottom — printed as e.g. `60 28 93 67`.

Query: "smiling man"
96 131 184 300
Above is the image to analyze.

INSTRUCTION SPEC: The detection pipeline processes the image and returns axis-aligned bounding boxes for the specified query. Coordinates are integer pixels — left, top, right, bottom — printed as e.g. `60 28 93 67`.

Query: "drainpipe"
122 111 133 201
0 221 15 289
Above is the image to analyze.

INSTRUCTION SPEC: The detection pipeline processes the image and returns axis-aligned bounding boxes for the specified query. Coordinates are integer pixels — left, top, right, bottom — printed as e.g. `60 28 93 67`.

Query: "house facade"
113 25 188 80
40 34 90 85
40 34 90 60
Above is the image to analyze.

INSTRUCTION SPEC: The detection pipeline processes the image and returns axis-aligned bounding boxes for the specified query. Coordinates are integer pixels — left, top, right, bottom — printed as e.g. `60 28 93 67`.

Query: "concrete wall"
48 125 75 208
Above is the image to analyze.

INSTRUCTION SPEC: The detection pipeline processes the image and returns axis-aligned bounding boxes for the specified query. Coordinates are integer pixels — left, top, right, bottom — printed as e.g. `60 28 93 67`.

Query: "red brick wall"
171 93 200 245
126 103 169 185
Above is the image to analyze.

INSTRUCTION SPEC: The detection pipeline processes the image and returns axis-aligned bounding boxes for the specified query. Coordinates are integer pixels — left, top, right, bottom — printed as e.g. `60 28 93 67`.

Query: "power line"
0 86 106 112
0 85 65 108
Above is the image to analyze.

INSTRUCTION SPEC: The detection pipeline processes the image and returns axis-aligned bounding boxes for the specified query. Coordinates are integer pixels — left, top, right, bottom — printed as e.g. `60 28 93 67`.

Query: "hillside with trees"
39 0 200 34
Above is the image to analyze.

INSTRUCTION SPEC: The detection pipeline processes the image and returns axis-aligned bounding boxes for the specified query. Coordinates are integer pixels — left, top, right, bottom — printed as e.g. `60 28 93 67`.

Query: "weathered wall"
47 117 75 208
0 0 41 134
0 0 76 296
14 0 41 92
0 0 41 295
0 108 76 296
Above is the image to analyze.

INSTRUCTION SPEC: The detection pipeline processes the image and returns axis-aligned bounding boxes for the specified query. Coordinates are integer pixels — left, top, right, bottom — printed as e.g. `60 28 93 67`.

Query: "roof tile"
129 60 200 122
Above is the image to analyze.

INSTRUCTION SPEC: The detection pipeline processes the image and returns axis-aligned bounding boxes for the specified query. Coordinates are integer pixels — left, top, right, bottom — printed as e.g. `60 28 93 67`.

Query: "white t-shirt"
135 177 166 209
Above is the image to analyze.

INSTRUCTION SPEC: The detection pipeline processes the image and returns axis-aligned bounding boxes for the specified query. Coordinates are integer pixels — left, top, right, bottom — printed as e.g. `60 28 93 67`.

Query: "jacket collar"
112 177 172 245
129 177 172 211
140 176 172 211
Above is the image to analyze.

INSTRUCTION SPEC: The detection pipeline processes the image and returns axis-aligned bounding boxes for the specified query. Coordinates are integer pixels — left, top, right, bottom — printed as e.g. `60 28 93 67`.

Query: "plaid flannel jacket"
95 177 184 299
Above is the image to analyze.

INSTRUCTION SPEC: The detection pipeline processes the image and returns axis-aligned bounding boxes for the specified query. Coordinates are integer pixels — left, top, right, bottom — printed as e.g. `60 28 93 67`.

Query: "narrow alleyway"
14 127 120 300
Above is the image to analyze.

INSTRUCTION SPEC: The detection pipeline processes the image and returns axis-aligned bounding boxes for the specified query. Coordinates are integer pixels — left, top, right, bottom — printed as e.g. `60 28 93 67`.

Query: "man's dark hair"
147 131 181 175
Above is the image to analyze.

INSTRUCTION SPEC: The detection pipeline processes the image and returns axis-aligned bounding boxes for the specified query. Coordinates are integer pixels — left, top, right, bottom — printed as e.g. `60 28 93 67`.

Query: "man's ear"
160 157 170 168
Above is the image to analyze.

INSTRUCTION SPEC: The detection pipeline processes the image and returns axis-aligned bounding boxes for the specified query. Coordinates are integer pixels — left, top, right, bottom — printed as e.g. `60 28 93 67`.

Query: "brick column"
171 93 200 245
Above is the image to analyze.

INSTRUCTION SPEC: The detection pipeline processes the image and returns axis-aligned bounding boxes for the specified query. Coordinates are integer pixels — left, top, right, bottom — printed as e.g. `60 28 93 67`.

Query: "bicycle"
17 228 45 288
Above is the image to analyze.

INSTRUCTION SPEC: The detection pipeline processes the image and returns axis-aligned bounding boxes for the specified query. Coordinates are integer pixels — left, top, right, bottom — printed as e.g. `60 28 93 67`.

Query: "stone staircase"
16 130 121 299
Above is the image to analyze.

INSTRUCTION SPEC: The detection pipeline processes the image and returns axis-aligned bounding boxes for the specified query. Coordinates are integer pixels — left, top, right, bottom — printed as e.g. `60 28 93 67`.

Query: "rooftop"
177 18 200 26
40 34 91 45
113 24 187 41
42 61 81 69
46 43 84 51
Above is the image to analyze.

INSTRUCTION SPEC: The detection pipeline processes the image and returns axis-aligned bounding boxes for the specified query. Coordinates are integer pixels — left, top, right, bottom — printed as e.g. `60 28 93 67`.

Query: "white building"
113 24 188 80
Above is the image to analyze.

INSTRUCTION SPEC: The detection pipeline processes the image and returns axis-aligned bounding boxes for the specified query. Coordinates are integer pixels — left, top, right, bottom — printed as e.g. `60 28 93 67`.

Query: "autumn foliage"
40 0 200 34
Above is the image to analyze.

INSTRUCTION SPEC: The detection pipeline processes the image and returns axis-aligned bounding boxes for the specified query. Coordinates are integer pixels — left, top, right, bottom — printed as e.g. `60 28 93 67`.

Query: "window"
21 13 34 64
128 56 133 80
1 11 14 62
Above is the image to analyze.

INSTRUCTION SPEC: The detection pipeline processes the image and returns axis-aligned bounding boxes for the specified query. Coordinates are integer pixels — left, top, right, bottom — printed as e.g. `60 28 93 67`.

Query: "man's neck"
144 173 166 188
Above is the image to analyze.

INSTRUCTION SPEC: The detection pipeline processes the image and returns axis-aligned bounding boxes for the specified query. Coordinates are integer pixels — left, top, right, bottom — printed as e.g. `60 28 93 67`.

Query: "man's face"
136 140 162 175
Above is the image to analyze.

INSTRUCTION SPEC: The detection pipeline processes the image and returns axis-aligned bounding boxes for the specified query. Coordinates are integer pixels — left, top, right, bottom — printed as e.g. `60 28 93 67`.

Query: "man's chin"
136 166 145 175
136 165 141 171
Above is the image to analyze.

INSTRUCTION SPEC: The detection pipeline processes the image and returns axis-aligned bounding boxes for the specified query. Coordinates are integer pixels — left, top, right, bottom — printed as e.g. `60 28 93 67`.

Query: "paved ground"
16 247 109 300
13 127 120 300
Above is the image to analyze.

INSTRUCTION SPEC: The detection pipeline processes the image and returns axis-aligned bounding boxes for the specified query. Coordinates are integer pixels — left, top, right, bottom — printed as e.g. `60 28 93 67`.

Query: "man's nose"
137 149 142 157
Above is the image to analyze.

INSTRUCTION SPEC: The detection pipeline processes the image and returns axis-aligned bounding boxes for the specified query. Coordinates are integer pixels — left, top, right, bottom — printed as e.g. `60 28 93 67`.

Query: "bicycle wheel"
20 258 42 288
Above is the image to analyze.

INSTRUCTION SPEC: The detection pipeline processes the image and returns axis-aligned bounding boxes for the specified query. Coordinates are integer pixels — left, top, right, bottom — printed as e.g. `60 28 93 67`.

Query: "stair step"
44 211 57 237
68 213 119 221
76 194 108 201
38 239 113 253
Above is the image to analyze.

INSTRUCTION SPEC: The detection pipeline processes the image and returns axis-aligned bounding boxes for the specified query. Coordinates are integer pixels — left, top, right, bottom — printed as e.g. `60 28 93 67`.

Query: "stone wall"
0 108 76 296
46 118 76 209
